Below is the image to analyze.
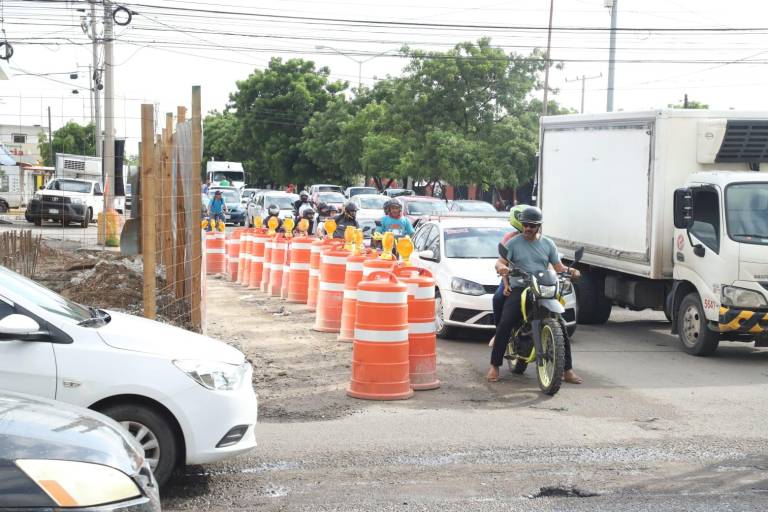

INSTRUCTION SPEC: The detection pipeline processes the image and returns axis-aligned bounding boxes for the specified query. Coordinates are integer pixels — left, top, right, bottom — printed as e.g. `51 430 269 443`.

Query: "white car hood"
443 258 499 287
97 311 245 364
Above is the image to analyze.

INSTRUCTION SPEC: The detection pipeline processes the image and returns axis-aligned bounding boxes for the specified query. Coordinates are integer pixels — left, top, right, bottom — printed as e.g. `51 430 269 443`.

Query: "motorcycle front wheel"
537 318 565 396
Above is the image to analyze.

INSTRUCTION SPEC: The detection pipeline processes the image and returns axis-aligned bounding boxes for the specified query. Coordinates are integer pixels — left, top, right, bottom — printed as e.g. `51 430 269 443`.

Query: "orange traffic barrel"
287 236 313 303
280 239 292 299
258 236 274 292
237 229 252 286
269 236 288 296
205 231 226 275
347 271 413 400
394 266 440 390
338 257 395 342
247 233 267 289
313 248 350 332
226 228 243 282
306 239 325 311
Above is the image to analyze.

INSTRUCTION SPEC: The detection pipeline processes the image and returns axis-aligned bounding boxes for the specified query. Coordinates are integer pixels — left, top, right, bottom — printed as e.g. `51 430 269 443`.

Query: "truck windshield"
210 171 244 183
726 183 768 245
49 180 91 194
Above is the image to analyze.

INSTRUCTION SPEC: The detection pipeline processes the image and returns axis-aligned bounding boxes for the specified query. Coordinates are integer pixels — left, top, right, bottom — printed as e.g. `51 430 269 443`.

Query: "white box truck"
206 161 245 190
538 110 768 355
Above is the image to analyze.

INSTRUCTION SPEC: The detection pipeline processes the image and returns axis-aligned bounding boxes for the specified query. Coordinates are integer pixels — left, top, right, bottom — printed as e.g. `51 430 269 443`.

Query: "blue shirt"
376 215 415 236
208 197 225 214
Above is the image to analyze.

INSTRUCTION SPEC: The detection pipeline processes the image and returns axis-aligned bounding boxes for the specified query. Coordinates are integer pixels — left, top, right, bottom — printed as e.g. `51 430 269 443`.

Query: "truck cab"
670 172 768 354
26 178 104 228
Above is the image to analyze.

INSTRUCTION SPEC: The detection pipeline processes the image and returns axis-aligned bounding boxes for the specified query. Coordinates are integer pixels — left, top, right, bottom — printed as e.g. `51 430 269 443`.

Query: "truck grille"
41 195 71 205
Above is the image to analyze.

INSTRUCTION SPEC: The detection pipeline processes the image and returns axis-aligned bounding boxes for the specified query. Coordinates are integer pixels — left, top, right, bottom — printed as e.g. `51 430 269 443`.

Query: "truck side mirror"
673 188 694 229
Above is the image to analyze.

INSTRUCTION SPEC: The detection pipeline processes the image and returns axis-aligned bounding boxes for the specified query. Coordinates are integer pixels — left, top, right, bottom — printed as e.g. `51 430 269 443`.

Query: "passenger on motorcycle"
297 206 315 234
375 199 415 237
331 201 360 238
487 206 582 384
293 190 310 214
265 204 283 232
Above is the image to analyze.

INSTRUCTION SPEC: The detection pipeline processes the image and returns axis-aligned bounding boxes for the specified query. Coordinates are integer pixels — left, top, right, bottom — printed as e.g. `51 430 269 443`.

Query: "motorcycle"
504 247 584 396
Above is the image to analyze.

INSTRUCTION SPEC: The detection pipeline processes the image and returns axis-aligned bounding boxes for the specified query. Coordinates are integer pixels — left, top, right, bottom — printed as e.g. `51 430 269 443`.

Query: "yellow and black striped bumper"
718 307 768 333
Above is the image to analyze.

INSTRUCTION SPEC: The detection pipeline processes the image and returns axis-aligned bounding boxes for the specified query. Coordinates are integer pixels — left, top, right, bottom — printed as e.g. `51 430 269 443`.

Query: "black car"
0 391 160 511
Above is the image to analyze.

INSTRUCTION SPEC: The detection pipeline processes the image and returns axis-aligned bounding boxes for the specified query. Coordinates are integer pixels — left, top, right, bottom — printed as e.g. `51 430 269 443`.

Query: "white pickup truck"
26 178 106 228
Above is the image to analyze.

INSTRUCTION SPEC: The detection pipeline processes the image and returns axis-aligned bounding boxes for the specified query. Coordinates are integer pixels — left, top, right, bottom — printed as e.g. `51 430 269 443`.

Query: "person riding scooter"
331 201 359 238
375 199 415 237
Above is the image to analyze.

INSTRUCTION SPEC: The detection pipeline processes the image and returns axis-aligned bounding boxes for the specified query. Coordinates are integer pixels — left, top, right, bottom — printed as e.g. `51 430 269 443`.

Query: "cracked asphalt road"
161 277 768 511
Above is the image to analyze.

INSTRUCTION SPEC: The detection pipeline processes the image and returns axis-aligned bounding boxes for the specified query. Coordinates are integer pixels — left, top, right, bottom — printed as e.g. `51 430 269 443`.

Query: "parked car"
0 391 160 511
0 265 258 486
207 187 245 225
345 186 378 198
397 196 450 226
247 191 298 226
448 199 498 213
381 188 415 198
348 194 388 221
308 184 343 196
410 217 577 338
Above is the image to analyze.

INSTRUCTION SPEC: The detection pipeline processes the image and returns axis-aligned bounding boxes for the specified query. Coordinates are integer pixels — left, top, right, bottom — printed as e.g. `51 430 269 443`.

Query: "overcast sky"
2 0 768 154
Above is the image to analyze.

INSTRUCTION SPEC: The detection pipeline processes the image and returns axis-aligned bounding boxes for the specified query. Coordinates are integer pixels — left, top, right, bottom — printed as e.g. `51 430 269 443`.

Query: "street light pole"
316 45 399 91
606 0 619 112
90 0 102 158
103 0 115 210
541 0 555 116
565 73 602 113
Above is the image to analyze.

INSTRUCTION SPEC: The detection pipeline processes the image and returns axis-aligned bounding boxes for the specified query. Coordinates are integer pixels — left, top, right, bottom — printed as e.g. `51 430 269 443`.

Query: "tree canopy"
38 121 96 167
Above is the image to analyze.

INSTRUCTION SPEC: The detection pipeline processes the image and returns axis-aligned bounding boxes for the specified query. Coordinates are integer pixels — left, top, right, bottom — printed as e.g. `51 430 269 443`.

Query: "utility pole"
103 0 115 210
47 106 54 169
541 0 555 116
566 73 602 113
606 0 619 112
90 0 102 158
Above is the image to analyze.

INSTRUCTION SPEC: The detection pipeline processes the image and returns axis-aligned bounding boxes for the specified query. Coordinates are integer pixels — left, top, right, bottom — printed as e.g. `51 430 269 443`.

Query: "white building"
0 124 45 165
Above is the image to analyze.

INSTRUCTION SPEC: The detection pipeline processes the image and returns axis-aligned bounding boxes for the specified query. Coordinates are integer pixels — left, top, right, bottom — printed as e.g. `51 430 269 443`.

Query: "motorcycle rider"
293 190 310 214
331 201 360 238
487 206 582 384
265 204 283 232
299 206 316 235
375 199 415 237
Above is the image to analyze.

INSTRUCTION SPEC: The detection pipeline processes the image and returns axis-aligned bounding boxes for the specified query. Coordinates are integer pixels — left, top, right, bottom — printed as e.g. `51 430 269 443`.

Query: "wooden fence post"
141 104 157 320
191 86 202 330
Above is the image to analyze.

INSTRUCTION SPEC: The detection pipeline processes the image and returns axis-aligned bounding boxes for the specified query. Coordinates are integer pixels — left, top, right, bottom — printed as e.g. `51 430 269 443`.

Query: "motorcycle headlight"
537 284 558 299
721 286 767 308
451 277 486 296
173 360 249 390
15 459 141 507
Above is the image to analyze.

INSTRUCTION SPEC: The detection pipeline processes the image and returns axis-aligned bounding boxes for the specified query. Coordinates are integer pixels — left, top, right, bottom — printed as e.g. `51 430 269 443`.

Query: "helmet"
300 191 309 200
267 204 280 216
508 203 529 232
519 206 542 225
343 201 358 219
302 207 315 219
383 198 402 215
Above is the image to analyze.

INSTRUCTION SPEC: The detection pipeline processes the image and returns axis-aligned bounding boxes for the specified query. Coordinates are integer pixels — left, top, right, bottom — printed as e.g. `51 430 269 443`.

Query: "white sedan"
0 265 257 487
411 217 577 338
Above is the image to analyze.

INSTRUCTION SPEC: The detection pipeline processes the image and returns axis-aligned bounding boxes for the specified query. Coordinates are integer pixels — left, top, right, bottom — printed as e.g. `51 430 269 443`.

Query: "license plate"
49 208 59 214
224 214 231 220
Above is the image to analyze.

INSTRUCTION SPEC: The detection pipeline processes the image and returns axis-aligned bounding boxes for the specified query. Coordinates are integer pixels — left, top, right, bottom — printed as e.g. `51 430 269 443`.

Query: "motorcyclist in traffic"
331 201 360 238
265 204 283 232
293 190 310 214
375 199 415 237
487 206 582 384
299 206 316 235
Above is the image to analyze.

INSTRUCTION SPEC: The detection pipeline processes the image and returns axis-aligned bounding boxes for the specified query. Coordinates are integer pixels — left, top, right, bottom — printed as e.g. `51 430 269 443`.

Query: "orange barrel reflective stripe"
280 239 292 299
313 248 350 332
394 266 440 390
258 237 274 291
226 228 243 282
287 236 313 303
248 233 268 289
347 271 413 400
307 239 324 311
237 229 252 286
269 235 288 297
205 231 226 275
339 257 396 342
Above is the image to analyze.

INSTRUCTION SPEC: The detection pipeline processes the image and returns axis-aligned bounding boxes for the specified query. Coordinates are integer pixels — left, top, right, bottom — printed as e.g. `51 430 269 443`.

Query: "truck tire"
677 292 720 356
33 216 42 226
80 208 92 228
574 270 612 324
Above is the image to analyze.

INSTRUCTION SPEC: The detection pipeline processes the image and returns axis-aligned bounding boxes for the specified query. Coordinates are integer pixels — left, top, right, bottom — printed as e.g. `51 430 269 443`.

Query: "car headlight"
451 277 486 296
70 197 86 205
15 459 141 507
721 286 768 308
33 192 41 200
173 359 249 390
537 284 558 299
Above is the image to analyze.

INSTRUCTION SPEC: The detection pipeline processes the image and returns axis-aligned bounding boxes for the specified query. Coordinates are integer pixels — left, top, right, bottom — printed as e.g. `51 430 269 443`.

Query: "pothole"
529 486 599 499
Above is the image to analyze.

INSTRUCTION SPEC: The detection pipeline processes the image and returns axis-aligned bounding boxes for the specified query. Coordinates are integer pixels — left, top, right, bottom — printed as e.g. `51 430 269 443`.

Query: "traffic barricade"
237 229 252 286
247 232 267 289
205 231 226 275
347 271 413 400
313 248 350 332
338 257 395 342
257 237 274 291
395 266 440 390
269 235 288 297
280 239 292 299
286 236 313 303
226 228 243 282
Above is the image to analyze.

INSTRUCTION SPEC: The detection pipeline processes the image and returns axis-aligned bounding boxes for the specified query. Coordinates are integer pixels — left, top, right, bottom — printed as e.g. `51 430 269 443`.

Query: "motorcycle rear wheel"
537 318 565 396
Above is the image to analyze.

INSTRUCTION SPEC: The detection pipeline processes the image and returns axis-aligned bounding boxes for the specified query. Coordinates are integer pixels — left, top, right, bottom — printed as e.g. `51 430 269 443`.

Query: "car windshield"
316 186 342 193
406 200 449 215
444 226 512 258
319 192 345 203
358 196 388 209
350 187 377 196
265 195 295 209
49 180 91 194
726 183 768 245
0 265 92 324
456 201 496 212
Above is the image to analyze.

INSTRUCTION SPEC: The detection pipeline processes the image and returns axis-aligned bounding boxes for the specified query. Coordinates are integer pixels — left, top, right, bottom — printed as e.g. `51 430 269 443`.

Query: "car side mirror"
418 249 436 261
0 314 47 341
94 190 103 196
673 187 694 229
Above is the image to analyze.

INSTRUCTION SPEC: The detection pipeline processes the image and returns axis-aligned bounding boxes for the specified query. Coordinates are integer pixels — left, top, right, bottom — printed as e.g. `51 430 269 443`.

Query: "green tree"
668 97 709 109
37 121 96 167
228 57 346 186
203 110 240 162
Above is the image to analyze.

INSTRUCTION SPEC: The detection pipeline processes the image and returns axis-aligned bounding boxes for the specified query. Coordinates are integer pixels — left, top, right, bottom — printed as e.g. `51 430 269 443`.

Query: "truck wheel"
0 201 8 213
100 403 178 487
33 216 42 226
81 208 92 228
677 292 720 356
574 270 612 324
